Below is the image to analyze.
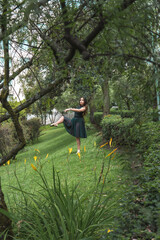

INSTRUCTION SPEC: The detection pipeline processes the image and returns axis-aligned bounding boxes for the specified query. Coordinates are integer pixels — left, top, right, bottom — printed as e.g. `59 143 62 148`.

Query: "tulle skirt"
63 116 87 138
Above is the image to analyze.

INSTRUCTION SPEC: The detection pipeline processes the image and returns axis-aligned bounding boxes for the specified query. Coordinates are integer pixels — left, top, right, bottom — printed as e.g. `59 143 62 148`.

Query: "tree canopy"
0 0 160 164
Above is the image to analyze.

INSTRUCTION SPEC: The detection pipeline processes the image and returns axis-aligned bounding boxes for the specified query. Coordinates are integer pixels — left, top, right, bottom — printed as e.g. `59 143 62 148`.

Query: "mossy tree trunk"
0 179 13 239
102 78 110 116
0 0 26 166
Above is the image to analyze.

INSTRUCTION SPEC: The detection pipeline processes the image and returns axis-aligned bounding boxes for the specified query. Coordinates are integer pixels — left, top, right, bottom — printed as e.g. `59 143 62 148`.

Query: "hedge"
94 111 134 127
101 115 134 147
99 113 160 238
0 118 41 158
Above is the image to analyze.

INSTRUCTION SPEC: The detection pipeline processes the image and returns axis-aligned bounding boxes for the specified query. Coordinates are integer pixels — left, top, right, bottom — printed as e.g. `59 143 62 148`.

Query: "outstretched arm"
64 107 86 112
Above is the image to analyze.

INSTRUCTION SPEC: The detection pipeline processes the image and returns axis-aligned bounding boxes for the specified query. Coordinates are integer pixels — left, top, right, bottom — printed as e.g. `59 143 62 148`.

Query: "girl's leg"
51 116 64 126
76 137 80 152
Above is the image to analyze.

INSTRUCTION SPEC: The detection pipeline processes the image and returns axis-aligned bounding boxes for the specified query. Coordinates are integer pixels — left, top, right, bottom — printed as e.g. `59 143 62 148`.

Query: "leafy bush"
22 118 41 142
94 110 135 127
99 115 160 238
113 146 160 239
100 117 160 239
94 112 103 126
101 115 160 152
0 123 17 157
101 115 134 146
0 118 41 158
110 109 135 118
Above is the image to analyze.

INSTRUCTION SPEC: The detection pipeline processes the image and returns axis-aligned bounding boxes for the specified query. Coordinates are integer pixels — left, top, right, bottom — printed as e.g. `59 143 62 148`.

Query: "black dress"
63 106 87 138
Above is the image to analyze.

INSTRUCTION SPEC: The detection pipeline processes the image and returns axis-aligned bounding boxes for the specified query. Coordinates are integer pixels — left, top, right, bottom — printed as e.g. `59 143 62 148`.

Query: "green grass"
0 125 128 206
0 124 134 239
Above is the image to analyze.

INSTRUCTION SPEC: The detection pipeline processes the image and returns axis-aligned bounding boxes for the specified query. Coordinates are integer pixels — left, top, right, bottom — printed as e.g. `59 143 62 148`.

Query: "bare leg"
76 137 80 152
51 116 64 127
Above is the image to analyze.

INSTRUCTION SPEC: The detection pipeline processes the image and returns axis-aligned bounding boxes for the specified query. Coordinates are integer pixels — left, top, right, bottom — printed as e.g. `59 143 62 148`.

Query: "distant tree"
0 0 159 165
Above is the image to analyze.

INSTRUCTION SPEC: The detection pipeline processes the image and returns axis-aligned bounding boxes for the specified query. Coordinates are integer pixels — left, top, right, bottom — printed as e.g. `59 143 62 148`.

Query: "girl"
51 97 87 153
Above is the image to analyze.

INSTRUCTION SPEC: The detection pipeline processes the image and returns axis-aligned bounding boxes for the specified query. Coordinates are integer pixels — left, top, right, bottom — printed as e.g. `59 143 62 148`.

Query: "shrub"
101 115 134 146
0 123 17 158
22 118 41 142
110 109 135 118
94 111 135 127
114 145 160 239
101 115 160 151
94 112 103 126
0 118 41 158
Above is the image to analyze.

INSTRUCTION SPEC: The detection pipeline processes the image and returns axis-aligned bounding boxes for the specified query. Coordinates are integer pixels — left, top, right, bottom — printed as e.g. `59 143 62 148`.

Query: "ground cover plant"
0 125 130 239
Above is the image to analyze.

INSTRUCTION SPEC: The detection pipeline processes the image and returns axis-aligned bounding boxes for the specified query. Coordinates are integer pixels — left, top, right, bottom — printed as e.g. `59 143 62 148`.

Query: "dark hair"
79 97 88 116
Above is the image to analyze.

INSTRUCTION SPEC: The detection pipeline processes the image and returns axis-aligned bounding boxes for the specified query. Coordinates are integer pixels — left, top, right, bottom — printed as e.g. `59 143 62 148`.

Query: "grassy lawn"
0 125 129 209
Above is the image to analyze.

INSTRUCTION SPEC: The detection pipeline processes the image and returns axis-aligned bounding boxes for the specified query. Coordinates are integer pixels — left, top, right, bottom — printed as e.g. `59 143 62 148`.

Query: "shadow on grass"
18 126 96 159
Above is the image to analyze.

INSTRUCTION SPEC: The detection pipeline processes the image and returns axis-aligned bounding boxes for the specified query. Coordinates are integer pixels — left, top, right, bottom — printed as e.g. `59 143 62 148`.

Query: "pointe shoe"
50 123 58 127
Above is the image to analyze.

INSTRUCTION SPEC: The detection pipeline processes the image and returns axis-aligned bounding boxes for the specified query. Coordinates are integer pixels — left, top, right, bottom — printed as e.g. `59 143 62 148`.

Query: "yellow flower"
109 138 112 147
84 146 86 152
7 160 10 165
35 149 40 153
105 148 118 158
31 164 37 171
45 154 49 159
107 229 113 233
24 159 26 164
77 152 81 159
111 152 116 160
100 142 108 148
94 141 96 147
68 148 72 154
34 156 37 161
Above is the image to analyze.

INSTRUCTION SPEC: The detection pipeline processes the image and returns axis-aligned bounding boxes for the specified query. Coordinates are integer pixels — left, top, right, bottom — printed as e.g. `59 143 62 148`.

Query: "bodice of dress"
74 106 83 118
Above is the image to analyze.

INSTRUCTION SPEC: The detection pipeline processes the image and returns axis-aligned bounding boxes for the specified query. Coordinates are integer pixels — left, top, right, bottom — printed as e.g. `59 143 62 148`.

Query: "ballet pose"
51 97 87 153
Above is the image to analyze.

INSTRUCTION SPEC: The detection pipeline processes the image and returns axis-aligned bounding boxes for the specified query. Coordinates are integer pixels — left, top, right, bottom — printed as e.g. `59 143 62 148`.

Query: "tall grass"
0 126 126 239
2 166 116 240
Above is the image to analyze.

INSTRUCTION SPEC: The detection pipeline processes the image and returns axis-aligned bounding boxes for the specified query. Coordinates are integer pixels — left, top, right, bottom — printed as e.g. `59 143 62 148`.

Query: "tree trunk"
102 78 110 116
89 95 96 124
0 179 13 239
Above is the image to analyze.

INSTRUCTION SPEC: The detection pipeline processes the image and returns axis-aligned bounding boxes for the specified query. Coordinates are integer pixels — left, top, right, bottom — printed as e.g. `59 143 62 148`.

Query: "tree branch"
0 0 50 41
83 0 137 47
92 52 160 67
0 76 67 123
0 58 33 89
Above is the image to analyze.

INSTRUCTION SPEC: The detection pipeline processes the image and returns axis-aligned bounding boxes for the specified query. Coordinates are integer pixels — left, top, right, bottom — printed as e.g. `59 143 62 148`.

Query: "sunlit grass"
0 125 127 208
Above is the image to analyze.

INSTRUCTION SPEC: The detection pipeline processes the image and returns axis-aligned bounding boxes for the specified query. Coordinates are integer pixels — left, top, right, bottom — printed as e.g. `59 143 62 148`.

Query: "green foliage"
0 118 41 158
99 114 160 238
94 110 137 126
4 167 115 240
101 115 134 146
112 144 160 239
97 113 160 153
110 109 135 118
0 123 18 157
94 112 103 125
22 118 41 142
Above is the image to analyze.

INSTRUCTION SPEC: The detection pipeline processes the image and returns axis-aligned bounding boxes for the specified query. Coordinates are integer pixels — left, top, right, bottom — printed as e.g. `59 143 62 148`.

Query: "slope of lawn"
0 124 131 217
